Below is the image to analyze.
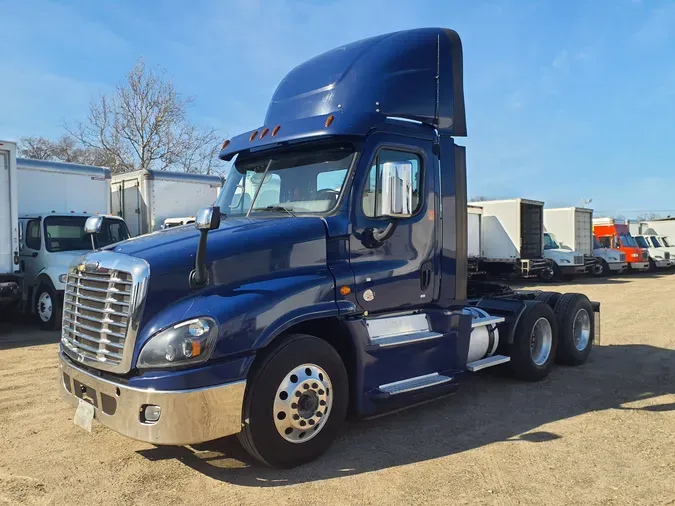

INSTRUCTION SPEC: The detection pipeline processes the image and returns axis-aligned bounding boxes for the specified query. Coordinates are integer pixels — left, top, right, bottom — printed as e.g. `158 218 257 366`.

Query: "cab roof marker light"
249 131 258 142
272 125 281 137
221 139 230 150
260 128 269 139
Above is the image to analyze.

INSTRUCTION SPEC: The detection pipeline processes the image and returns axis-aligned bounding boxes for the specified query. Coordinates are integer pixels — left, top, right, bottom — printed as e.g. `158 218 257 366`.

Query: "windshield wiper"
254 205 297 217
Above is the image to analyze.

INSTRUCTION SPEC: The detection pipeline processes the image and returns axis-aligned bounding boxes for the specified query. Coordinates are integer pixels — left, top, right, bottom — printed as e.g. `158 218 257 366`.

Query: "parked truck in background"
17 158 130 329
467 205 482 276
0 141 21 312
633 234 673 270
473 198 551 278
57 28 600 468
111 169 222 237
593 218 649 272
543 207 625 277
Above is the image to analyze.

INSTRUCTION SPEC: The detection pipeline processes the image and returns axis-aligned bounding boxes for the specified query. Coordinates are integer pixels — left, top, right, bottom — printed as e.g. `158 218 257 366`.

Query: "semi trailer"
543 207 625 276
57 28 600 468
111 169 222 237
16 158 130 329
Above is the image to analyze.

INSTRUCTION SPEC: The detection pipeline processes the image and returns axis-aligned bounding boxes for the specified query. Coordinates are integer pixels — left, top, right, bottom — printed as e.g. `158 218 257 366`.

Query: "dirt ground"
1 273 674 506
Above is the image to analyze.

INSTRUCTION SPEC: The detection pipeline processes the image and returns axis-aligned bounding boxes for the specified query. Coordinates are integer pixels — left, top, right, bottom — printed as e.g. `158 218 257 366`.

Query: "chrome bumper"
654 259 672 268
608 262 627 272
59 352 246 445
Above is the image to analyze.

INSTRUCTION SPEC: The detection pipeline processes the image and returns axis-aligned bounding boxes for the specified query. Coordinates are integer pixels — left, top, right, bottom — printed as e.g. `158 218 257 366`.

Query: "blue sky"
2 0 674 218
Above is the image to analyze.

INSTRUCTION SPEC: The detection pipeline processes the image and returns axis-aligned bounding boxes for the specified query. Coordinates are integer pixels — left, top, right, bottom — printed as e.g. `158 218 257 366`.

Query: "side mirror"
84 215 103 250
380 161 414 218
191 207 221 288
84 215 103 234
195 207 221 231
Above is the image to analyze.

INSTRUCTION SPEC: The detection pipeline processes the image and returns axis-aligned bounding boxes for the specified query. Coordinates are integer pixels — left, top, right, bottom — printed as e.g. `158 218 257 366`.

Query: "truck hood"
543 249 583 265
45 250 93 290
593 248 624 262
108 216 330 324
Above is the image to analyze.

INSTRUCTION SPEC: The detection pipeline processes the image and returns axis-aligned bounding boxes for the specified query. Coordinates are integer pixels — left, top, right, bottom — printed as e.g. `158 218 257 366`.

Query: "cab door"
349 132 438 313
19 218 42 295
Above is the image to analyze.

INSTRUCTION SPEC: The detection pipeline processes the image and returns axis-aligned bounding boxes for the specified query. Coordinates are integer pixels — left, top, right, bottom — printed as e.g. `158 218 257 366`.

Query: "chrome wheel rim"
572 308 591 351
273 363 333 443
530 317 552 366
37 292 53 322
592 263 603 275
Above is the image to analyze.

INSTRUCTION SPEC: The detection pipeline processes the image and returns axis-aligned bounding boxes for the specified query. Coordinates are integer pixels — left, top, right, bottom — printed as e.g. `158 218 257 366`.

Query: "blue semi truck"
58 28 599 468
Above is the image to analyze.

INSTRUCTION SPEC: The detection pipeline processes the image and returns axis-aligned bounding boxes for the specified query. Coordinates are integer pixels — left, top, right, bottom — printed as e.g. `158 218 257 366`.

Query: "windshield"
593 237 602 249
662 237 671 247
619 233 638 248
635 236 649 248
650 236 662 247
544 233 559 250
217 144 356 216
44 216 130 252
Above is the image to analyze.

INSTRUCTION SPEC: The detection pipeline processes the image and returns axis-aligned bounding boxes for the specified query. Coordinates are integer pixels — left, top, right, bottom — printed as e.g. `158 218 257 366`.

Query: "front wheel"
238 334 348 468
648 258 657 272
35 284 62 331
539 263 560 282
592 260 609 277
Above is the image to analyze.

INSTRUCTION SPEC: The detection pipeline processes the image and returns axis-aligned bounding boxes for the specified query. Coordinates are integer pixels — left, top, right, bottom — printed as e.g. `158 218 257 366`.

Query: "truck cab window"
26 220 41 250
544 233 559 250
219 144 355 216
44 216 130 252
362 149 421 218
635 236 649 249
597 236 611 248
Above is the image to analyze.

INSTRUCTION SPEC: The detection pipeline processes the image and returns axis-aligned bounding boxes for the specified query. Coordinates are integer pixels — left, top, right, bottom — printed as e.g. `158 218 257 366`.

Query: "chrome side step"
368 330 443 349
378 373 453 396
466 354 510 372
471 316 505 328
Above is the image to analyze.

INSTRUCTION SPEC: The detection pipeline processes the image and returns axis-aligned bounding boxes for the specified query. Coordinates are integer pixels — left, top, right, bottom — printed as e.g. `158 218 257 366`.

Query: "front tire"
539 263 560 282
35 284 61 331
648 258 657 272
509 301 558 381
238 334 348 468
592 260 610 277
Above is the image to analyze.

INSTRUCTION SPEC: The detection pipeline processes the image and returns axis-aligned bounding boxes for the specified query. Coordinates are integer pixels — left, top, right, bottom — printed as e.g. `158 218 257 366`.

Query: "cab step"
378 372 453 397
465 354 510 372
367 330 443 349
366 313 444 349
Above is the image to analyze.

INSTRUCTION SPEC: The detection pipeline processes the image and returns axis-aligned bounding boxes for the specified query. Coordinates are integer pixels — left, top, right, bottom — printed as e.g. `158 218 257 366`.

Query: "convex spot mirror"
84 215 103 234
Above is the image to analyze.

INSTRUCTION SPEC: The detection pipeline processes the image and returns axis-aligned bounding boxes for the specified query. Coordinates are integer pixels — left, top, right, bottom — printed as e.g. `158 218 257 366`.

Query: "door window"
26 220 41 250
362 149 422 218
597 236 611 248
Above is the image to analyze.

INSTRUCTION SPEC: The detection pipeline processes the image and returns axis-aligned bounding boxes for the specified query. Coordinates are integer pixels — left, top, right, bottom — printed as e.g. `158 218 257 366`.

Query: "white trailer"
111 169 222 236
640 218 675 240
0 141 21 309
467 205 482 259
476 198 549 277
16 158 129 329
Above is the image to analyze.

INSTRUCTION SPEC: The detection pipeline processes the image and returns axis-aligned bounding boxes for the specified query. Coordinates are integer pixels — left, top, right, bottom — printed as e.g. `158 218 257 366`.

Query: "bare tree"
67 59 222 175
18 135 110 166
636 212 661 221
469 196 492 202
18 137 56 160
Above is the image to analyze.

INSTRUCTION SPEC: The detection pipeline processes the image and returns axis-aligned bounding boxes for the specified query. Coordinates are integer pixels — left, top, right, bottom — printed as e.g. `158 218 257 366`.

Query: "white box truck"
111 169 222 236
17 158 130 329
467 205 483 276
0 141 21 311
476 198 550 278
543 207 625 276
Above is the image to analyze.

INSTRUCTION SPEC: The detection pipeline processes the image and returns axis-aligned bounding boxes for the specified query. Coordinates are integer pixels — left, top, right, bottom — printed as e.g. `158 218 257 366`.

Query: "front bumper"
608 262 628 272
59 352 246 445
558 264 585 274
654 259 672 268
629 261 650 271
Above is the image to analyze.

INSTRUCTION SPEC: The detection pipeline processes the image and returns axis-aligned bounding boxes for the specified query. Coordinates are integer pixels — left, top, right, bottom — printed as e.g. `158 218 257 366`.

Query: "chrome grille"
60 252 149 374
574 255 583 265
619 252 626 262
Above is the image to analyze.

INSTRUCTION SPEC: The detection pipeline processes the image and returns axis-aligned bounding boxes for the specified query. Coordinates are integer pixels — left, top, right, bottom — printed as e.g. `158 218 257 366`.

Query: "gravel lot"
1 273 674 506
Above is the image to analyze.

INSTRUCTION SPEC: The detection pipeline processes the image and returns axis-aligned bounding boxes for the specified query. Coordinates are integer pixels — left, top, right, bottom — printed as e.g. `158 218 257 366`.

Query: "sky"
2 0 674 218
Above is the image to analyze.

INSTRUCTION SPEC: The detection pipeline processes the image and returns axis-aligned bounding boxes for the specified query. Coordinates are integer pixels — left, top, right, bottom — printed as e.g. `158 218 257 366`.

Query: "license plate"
74 399 95 432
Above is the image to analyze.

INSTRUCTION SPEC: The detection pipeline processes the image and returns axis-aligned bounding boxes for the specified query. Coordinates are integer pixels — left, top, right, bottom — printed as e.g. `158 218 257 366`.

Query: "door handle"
420 262 432 291
31 252 38 258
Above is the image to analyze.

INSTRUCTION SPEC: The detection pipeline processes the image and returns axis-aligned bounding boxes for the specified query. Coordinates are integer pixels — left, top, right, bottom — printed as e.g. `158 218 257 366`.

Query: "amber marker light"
325 115 335 128
339 286 352 296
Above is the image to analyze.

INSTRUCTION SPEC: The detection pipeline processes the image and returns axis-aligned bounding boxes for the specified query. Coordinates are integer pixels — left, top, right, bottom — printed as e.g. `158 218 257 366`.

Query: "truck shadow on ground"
138 343 675 486
511 269 675 289
0 315 60 350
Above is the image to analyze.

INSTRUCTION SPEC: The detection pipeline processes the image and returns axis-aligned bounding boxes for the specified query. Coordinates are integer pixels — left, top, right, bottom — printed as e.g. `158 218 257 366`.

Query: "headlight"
559 259 570 264
654 256 663 260
137 317 218 369
58 274 68 283
631 253 639 258
609 257 618 262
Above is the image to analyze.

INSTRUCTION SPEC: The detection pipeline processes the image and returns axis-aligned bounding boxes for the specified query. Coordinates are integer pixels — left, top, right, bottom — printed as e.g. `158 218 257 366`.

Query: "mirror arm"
372 220 398 242
190 230 209 288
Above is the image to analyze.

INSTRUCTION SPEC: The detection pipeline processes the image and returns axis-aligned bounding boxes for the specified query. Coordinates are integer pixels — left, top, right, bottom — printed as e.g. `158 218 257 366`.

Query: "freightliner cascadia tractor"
59 28 599 468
